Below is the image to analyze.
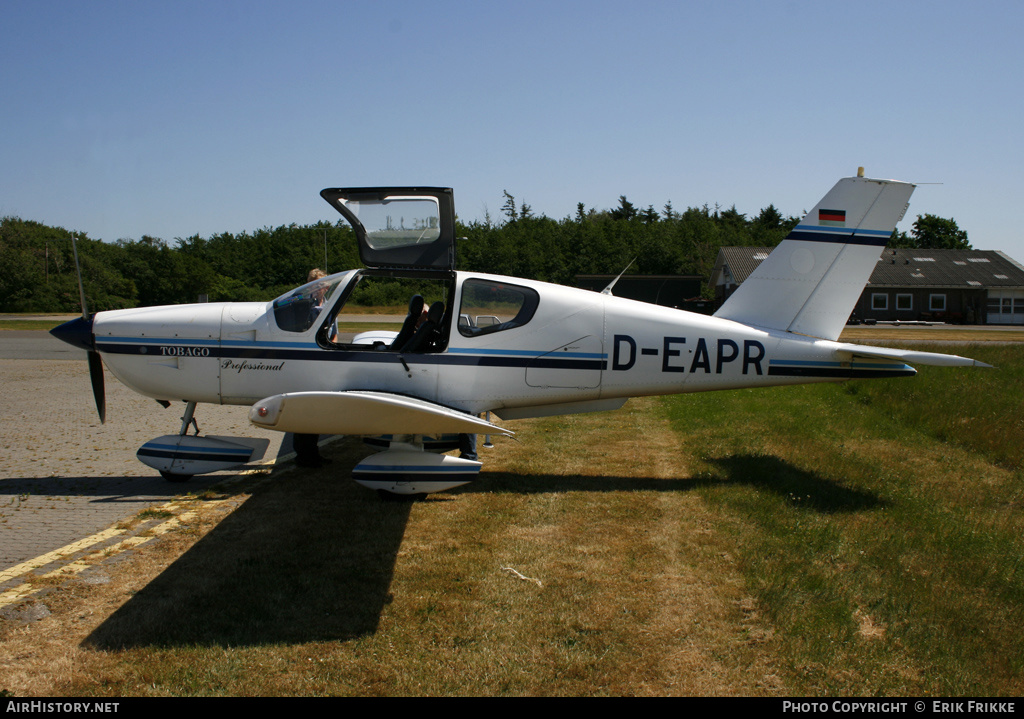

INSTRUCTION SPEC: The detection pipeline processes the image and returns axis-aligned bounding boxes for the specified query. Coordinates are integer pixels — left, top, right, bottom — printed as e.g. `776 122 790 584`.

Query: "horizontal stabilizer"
249 390 513 437
832 343 992 368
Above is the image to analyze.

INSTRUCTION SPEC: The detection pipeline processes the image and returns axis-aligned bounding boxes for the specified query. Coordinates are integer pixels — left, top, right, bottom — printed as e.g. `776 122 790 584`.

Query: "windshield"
272 272 350 333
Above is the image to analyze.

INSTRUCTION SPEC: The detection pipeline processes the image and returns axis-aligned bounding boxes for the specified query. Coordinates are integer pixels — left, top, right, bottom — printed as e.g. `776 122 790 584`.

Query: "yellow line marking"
0 502 208 608
0 583 39 609
0 526 128 584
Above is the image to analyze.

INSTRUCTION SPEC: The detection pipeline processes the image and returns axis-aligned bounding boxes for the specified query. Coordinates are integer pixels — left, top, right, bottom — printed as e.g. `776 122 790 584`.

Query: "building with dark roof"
710 247 1024 325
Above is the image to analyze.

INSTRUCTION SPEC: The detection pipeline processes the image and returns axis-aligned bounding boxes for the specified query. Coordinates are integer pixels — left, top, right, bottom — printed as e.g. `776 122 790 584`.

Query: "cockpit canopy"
320 187 457 270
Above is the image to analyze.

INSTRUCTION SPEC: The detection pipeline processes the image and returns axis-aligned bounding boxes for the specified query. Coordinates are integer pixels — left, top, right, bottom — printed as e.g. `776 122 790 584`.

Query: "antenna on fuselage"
601 257 636 296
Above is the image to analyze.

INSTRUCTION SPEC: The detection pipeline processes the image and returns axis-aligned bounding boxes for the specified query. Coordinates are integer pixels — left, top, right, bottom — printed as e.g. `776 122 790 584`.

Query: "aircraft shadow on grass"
472 453 884 515
83 446 882 649
702 454 884 514
83 464 412 649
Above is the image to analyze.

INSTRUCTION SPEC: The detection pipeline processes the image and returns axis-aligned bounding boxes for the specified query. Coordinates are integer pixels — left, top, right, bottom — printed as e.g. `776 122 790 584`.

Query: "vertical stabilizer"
714 175 915 341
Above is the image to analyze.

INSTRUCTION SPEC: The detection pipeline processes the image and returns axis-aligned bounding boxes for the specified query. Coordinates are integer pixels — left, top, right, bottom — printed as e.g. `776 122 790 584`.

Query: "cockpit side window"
458 279 539 337
273 275 346 333
317 270 455 352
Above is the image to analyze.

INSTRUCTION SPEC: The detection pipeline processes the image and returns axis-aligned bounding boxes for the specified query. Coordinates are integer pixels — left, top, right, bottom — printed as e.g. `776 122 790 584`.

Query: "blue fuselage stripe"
97 341 913 378
96 341 608 370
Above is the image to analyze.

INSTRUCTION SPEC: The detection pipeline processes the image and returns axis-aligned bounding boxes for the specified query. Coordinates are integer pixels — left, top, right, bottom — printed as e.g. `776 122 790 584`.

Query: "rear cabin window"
458 279 539 337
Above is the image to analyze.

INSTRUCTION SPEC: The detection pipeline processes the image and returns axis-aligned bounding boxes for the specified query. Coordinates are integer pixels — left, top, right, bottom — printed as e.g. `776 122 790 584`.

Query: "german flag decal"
819 209 846 226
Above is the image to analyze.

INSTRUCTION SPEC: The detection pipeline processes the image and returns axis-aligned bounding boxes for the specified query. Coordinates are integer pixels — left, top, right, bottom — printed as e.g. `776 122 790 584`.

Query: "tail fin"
714 174 915 341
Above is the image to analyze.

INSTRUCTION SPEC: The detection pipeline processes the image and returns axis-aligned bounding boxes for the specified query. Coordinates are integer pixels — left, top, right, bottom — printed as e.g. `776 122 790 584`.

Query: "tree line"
0 192 969 313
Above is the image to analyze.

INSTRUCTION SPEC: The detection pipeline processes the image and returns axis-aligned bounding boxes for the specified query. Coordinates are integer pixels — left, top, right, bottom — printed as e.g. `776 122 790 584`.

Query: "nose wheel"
138 401 263 483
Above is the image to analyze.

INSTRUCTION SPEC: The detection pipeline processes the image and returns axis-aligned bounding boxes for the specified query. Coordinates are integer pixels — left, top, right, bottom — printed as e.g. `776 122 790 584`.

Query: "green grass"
335 321 403 333
0 320 64 331
136 508 175 521
662 345 1024 695
838 344 1024 469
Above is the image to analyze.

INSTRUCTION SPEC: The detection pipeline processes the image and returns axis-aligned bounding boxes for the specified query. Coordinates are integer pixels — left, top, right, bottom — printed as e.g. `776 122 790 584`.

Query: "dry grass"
0 401 788 696
839 326 1024 343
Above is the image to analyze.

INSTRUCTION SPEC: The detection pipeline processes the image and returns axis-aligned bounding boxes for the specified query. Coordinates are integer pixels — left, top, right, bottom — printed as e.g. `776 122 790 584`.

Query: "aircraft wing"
831 343 992 368
248 390 514 437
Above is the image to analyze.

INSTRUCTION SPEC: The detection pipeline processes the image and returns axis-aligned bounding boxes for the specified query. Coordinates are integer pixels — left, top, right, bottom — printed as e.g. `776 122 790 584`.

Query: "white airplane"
51 170 990 495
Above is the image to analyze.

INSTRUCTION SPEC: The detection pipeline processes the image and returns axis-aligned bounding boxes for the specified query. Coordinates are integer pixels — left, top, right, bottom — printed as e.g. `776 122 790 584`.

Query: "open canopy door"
321 187 457 270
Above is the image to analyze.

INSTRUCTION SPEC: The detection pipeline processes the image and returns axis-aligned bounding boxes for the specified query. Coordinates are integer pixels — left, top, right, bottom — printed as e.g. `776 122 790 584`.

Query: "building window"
871 293 888 311
929 294 946 312
896 294 913 311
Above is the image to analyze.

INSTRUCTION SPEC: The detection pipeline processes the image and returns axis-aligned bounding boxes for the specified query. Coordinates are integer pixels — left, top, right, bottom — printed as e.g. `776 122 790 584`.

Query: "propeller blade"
87 350 106 424
70 235 90 320
48 314 104 423
58 236 105 423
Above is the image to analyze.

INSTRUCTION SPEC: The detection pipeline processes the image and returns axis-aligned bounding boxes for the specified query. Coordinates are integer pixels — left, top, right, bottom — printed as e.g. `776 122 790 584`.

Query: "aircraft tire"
160 471 193 483
375 489 426 502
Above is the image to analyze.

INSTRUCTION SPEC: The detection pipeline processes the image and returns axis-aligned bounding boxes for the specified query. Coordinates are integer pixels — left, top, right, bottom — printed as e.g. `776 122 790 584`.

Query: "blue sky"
3 1 1022 261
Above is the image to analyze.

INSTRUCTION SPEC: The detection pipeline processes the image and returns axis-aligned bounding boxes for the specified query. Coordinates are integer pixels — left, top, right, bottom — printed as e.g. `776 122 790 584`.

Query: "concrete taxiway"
0 330 301 591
